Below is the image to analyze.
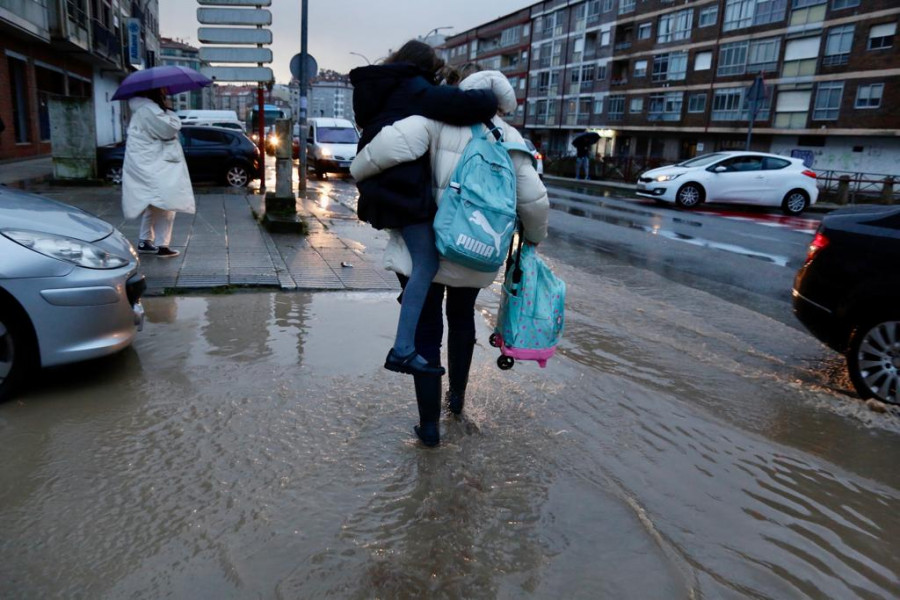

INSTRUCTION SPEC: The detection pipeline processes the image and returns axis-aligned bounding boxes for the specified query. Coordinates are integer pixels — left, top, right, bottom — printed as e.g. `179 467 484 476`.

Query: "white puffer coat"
351 71 549 289
121 97 195 220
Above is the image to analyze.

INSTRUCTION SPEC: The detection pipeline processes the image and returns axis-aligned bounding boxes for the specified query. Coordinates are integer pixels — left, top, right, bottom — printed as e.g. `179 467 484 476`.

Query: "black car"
792 205 900 404
97 125 260 188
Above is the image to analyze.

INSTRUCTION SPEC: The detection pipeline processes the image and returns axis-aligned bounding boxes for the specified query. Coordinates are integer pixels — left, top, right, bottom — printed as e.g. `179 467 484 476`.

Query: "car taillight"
806 231 829 262
535 152 543 160
802 169 817 179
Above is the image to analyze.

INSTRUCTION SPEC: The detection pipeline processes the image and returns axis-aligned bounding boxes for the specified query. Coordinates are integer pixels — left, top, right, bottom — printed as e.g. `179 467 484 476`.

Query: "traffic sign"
198 0 271 5
199 47 272 63
201 66 274 82
290 53 318 80
198 27 272 45
197 7 272 26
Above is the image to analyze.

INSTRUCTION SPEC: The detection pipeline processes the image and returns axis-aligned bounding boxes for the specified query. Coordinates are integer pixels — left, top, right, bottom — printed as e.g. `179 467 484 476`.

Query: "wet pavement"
1 162 899 598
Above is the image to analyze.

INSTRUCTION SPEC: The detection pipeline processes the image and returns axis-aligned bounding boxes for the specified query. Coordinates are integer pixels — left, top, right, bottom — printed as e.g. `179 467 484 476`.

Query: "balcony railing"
67 0 88 29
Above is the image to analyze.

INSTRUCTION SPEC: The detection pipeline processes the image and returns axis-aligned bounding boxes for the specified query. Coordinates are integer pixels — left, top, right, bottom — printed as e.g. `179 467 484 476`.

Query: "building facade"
0 0 160 161
307 71 354 122
159 37 211 112
442 0 900 177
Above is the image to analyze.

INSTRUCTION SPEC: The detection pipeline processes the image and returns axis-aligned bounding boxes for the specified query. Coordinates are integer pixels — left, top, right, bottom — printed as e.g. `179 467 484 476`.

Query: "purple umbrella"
112 65 212 101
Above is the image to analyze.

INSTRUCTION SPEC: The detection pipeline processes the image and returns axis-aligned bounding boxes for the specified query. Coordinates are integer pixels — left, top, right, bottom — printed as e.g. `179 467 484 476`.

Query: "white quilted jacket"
351 71 550 289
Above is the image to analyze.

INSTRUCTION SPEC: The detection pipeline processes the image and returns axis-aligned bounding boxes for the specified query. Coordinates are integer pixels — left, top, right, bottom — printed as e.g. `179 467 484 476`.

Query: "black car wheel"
105 162 124 185
225 164 250 188
0 301 34 403
847 318 900 404
675 183 703 208
782 189 809 216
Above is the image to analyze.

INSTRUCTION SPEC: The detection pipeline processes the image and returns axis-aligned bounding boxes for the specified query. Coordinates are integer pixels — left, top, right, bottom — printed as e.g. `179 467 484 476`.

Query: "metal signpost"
290 47 317 193
197 0 273 190
745 74 768 151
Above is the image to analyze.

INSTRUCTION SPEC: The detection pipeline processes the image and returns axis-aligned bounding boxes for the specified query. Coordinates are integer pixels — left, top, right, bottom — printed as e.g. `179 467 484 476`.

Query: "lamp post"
420 26 453 41
349 52 371 65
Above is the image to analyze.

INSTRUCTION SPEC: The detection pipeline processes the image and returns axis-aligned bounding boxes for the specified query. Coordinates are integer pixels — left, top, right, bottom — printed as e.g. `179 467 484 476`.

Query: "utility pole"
297 0 308 193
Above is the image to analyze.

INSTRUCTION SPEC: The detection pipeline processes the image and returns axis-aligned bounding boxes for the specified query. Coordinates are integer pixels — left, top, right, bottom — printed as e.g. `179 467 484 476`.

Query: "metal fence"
815 171 898 203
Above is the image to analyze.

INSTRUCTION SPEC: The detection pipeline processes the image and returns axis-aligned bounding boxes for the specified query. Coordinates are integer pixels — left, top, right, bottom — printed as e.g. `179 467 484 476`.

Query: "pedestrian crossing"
694 209 820 235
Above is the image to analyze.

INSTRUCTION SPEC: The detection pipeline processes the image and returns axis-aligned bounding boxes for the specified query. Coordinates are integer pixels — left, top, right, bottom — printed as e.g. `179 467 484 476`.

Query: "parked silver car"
0 186 146 402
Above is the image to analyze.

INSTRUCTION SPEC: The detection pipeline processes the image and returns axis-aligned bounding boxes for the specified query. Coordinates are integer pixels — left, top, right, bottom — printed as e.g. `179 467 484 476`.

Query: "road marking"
695 210 819 235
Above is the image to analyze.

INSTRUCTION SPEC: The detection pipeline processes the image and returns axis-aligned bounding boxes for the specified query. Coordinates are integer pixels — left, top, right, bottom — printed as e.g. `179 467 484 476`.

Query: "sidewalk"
16 182 397 296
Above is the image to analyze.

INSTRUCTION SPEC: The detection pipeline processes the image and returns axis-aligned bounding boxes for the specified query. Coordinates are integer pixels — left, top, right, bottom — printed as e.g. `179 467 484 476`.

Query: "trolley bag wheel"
497 355 515 370
489 333 501 348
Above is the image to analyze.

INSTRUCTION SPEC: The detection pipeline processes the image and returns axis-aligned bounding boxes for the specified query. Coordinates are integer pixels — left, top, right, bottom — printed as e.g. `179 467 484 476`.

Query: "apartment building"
443 8 533 129
445 0 900 175
0 0 160 161
160 37 212 113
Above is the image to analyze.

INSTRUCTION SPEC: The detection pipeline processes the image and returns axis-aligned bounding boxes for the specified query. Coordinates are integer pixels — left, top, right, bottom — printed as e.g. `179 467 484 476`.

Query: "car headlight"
655 173 682 182
319 148 331 158
1 229 130 269
268 134 279 145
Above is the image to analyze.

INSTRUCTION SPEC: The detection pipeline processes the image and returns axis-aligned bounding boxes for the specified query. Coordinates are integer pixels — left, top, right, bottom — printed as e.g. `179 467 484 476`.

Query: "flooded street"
2 249 899 598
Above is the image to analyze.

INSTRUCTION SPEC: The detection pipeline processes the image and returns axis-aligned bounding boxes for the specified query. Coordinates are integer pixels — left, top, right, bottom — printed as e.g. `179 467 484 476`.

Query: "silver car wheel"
783 190 808 215
226 165 249 187
676 184 702 208
850 320 900 404
106 165 123 185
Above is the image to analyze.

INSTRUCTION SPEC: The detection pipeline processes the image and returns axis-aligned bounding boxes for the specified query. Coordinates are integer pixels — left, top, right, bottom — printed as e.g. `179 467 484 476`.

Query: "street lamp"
420 26 453 41
349 51 371 65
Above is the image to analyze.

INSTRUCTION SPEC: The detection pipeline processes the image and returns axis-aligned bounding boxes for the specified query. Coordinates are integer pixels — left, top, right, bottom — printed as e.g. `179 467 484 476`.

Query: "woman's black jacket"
349 63 498 230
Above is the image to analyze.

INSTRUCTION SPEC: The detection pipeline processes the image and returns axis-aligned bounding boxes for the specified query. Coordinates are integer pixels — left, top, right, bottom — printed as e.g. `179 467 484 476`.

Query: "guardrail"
816 171 898 204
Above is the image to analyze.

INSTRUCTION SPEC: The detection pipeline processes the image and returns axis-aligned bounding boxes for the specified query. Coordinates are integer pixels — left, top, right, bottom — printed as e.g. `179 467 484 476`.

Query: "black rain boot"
446 332 476 416
414 373 442 447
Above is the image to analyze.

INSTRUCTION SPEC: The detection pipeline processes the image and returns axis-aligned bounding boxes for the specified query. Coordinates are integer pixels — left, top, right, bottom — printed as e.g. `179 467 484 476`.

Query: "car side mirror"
712 166 727 173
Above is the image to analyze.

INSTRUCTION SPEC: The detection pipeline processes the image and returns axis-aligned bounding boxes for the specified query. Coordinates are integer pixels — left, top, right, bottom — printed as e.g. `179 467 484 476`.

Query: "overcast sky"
159 0 536 83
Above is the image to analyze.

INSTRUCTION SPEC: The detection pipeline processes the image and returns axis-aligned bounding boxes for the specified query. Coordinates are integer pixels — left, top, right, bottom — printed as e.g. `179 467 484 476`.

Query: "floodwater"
1 255 899 598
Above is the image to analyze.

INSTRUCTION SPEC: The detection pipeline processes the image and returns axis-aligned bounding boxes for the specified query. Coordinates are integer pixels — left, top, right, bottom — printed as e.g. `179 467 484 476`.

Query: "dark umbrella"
112 66 213 101
572 131 601 148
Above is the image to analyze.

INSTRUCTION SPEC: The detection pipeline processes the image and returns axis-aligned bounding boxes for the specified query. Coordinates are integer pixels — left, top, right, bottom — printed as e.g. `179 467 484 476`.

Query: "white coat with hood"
121 96 195 220
351 70 549 289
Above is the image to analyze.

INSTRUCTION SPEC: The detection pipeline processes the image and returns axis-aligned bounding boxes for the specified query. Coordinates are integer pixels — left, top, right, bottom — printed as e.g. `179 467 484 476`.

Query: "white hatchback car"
637 151 819 215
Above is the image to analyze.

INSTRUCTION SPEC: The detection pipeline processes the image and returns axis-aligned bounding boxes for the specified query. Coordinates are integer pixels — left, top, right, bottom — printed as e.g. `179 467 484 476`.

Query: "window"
658 8 693 43
648 92 683 120
699 6 718 27
748 38 781 72
587 0 602 24
868 22 896 50
723 0 786 31
792 0 824 7
783 36 820 76
832 0 858 8
601 30 611 46
619 0 636 15
720 155 764 171
582 65 595 84
718 41 748 75
855 83 883 109
652 52 688 81
762 157 791 170
603 0 613 12
824 25 853 66
500 26 521 47
813 81 843 120
688 93 707 113
774 88 811 128
629 97 644 113
712 88 744 120
597 65 608 80
608 95 625 118
638 22 652 40
695 51 712 71
594 96 604 114
634 60 648 77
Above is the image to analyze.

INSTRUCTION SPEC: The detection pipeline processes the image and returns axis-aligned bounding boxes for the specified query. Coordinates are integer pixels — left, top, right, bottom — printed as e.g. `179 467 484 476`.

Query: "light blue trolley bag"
498 239 566 357
434 123 535 272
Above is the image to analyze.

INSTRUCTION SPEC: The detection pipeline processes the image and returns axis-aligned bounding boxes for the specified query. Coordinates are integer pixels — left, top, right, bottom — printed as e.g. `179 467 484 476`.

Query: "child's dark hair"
385 40 445 76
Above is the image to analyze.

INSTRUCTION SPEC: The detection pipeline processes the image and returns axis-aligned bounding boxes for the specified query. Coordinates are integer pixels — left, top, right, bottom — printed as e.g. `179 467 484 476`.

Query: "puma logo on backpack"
433 123 534 272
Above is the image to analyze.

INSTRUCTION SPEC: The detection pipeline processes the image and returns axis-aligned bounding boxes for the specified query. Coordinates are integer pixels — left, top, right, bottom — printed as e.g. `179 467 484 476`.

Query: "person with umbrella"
113 66 211 257
572 130 600 181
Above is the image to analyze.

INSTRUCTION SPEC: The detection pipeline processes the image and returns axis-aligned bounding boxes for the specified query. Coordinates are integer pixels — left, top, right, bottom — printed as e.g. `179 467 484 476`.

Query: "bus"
247 104 289 152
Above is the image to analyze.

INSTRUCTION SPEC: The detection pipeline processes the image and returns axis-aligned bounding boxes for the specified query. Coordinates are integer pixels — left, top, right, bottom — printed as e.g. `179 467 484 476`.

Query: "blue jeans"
394 223 440 356
576 156 590 180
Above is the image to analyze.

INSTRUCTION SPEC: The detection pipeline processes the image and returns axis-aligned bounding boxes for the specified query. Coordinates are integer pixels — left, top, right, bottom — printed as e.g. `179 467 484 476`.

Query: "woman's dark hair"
137 87 169 111
385 40 445 76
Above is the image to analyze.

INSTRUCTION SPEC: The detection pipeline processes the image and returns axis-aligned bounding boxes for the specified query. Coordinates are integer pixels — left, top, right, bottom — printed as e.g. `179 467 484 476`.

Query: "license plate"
637 182 647 190
339 161 350 168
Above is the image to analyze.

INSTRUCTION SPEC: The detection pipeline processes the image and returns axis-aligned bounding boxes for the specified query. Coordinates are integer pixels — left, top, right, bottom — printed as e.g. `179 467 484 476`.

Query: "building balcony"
0 0 51 41
614 41 632 51
48 0 91 52
92 19 122 63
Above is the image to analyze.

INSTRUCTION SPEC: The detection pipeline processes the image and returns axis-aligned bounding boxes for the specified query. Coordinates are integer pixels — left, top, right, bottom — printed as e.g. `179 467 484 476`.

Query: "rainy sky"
159 0 536 82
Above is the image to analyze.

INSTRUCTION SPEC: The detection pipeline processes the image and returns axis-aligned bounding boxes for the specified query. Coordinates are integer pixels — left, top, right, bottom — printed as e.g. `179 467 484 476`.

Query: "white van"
304 117 359 179
177 110 245 132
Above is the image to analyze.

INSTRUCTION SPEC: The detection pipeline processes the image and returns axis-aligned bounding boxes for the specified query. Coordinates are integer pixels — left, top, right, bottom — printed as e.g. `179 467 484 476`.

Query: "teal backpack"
433 123 535 272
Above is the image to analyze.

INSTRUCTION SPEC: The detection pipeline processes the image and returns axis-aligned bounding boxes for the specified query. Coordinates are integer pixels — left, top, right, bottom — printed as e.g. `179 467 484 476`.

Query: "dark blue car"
97 125 260 188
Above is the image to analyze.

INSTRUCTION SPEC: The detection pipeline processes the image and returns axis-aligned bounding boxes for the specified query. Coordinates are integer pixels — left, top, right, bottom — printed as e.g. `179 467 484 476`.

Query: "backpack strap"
502 141 538 168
